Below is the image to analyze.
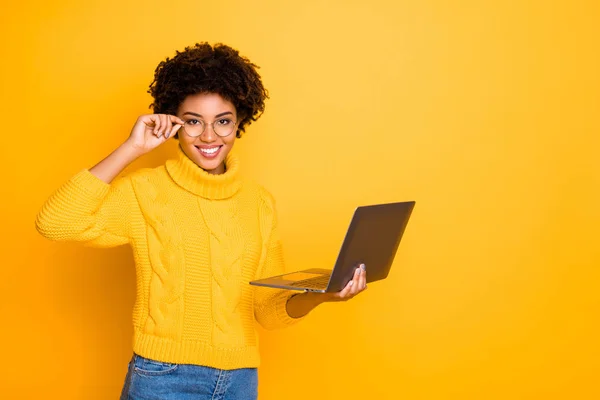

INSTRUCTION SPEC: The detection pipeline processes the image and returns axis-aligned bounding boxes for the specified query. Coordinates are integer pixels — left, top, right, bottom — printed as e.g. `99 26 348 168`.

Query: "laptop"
249 201 415 293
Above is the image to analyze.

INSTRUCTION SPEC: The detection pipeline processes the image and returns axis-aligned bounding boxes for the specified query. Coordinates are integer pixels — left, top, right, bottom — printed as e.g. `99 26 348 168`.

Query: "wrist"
119 140 145 160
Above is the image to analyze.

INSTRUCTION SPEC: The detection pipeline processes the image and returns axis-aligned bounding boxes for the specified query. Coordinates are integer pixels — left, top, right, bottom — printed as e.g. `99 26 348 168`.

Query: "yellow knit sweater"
36 147 300 370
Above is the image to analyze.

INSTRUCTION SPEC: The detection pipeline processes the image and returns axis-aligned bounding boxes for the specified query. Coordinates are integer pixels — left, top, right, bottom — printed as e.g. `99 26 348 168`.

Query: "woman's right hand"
124 114 185 156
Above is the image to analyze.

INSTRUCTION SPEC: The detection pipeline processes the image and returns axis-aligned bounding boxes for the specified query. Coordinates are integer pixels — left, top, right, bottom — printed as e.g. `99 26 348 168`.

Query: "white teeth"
200 147 219 154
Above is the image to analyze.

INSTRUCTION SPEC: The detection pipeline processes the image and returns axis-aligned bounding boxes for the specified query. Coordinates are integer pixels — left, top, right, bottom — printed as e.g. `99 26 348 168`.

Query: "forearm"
286 292 327 319
36 142 140 244
90 142 141 183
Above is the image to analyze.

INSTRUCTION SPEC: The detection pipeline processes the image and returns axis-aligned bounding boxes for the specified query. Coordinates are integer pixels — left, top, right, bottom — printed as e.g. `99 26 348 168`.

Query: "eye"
216 118 233 126
186 119 203 126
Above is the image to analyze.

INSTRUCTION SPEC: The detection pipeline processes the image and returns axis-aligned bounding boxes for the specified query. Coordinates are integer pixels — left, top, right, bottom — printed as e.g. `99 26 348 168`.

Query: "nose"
199 123 217 142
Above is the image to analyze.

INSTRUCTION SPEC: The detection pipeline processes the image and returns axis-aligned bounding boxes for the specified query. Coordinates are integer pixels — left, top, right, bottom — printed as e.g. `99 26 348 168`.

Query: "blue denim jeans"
120 354 258 400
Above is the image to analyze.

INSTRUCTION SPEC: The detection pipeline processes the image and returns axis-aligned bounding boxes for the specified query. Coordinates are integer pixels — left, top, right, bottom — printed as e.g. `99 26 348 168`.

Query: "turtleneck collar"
165 145 242 199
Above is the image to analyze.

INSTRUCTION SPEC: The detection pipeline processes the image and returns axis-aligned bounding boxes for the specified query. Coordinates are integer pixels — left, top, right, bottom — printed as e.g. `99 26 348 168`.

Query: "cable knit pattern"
198 197 246 345
35 146 302 370
132 174 186 340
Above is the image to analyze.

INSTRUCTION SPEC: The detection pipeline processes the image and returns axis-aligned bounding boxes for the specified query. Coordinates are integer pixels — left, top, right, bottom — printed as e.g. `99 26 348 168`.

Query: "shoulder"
126 165 170 186
240 180 279 223
242 180 276 208
258 183 276 207
121 165 173 204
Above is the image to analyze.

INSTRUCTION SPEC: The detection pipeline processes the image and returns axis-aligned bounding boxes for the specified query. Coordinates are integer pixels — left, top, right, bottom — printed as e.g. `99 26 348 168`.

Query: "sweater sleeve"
253 189 304 330
35 169 138 247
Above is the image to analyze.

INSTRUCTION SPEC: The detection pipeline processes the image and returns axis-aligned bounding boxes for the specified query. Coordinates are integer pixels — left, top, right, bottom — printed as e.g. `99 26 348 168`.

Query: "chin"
183 145 229 173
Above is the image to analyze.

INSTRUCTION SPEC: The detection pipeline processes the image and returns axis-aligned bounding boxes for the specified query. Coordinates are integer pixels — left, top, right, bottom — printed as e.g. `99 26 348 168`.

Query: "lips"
195 145 222 159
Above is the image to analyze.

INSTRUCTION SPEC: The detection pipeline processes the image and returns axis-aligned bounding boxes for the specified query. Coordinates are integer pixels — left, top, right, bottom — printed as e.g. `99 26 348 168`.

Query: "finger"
165 115 180 138
166 124 182 139
158 114 169 137
359 264 367 290
337 280 353 299
152 114 162 136
151 115 161 137
165 115 180 137
170 115 185 126
143 114 157 130
349 267 361 296
359 269 367 291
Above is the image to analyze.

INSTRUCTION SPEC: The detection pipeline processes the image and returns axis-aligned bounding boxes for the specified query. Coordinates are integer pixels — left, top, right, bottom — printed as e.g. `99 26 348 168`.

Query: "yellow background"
1 0 599 398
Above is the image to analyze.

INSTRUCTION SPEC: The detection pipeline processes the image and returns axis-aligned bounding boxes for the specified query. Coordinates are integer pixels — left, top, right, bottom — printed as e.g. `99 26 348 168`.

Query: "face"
176 93 238 175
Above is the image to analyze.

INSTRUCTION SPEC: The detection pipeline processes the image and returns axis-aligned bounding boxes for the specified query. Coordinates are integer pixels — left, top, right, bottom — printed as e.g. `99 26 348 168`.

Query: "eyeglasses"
180 117 237 138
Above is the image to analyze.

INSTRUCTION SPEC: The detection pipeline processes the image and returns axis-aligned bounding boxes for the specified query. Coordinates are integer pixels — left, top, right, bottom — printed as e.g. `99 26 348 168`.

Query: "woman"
36 42 367 400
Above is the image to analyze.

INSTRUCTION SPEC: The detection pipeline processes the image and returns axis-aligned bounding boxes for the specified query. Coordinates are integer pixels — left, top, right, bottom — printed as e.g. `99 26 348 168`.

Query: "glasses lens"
183 120 204 137
214 118 236 137
181 118 236 137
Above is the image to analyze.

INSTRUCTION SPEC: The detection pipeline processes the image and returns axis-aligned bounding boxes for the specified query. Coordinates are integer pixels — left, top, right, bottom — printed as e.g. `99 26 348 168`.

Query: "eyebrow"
182 111 234 118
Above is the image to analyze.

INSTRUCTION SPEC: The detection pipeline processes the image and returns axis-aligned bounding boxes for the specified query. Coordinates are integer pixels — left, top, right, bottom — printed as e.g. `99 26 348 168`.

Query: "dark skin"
149 42 268 139
90 91 368 319
90 92 368 318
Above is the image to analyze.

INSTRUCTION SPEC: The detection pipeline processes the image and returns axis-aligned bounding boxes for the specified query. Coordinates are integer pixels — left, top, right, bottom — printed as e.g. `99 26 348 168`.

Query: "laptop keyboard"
293 275 330 289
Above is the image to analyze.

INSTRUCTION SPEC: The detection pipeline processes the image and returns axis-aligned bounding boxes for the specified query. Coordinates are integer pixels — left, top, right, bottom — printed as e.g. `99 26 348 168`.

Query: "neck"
165 146 241 199
207 162 226 175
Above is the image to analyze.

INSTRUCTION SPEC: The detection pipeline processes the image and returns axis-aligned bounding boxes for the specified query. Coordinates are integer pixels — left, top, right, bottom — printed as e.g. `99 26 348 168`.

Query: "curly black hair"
148 43 269 138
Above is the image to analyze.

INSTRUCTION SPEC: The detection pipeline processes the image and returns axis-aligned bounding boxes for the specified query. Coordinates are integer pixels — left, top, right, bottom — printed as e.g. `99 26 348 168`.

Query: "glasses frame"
179 116 238 138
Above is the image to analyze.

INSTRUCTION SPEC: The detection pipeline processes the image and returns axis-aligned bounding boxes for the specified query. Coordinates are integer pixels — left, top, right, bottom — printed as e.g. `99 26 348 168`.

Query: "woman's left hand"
286 264 368 318
320 264 368 302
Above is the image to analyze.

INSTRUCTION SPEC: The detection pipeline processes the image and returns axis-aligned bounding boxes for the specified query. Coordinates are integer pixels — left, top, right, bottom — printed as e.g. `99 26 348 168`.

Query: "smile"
195 145 223 158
